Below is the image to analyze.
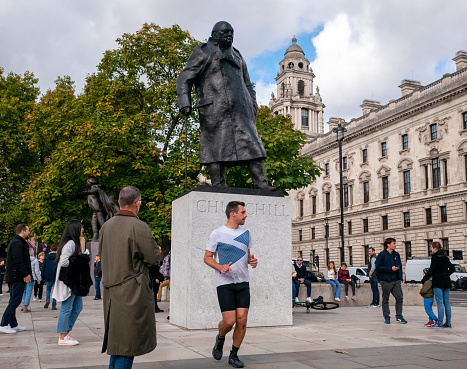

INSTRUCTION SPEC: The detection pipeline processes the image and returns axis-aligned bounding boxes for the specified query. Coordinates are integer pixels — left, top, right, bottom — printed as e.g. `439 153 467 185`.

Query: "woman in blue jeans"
52 220 85 346
325 261 341 301
421 241 455 328
22 250 41 312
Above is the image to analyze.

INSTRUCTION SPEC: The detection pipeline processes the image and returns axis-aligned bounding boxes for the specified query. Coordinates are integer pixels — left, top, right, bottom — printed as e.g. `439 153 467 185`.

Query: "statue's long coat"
99 210 161 356
177 38 267 165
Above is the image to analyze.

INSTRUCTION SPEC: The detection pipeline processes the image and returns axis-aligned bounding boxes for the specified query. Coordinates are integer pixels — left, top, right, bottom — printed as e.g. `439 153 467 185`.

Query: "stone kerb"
296 283 423 306
171 190 292 329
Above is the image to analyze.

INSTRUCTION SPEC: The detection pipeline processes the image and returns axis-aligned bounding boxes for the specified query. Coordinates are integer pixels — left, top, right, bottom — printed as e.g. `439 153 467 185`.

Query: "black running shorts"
216 282 250 312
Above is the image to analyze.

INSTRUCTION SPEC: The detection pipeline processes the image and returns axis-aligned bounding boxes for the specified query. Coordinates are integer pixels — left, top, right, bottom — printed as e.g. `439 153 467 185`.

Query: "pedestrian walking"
0 260 5 295
421 241 455 328
99 186 162 369
420 268 437 327
367 247 380 308
0 224 31 334
33 252 45 302
204 201 258 369
157 251 170 301
42 244 58 310
22 250 41 312
149 263 164 313
94 255 102 300
375 237 407 324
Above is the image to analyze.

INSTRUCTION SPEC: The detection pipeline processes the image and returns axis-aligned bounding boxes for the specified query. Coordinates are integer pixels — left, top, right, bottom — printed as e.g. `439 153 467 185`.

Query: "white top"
206 225 252 287
52 240 76 302
327 268 336 280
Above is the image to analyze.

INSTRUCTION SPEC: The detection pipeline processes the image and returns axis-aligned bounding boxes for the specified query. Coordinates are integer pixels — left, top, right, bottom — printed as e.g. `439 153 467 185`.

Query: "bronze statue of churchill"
177 21 275 190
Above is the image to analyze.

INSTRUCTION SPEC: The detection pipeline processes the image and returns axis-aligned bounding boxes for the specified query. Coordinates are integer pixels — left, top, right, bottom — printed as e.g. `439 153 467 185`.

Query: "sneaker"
155 308 164 313
352 296 357 301
443 322 452 328
384 317 391 324
396 317 407 324
212 334 225 360
39 299 42 302
58 335 79 346
335 297 340 301
33 297 37 301
424 321 435 327
228 353 244 368
44 301 50 309
306 297 312 303
294 297 299 303
52 306 58 310
345 296 349 301
8 324 26 332
0 325 17 334
431 322 444 328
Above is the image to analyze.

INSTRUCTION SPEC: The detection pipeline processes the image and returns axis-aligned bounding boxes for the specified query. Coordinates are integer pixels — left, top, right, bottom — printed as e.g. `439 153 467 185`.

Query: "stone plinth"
171 189 292 329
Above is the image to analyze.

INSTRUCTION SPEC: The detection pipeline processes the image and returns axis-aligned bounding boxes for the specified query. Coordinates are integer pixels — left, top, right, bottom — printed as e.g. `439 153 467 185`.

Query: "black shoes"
228 352 244 368
212 334 225 360
94 297 101 300
155 308 164 313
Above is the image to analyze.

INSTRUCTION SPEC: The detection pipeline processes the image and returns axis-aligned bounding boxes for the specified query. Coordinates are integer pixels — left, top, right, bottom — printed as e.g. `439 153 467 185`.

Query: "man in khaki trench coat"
99 186 161 368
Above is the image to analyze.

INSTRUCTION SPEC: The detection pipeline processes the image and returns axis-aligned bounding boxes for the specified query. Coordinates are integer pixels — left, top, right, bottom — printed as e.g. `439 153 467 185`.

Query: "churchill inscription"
196 200 288 217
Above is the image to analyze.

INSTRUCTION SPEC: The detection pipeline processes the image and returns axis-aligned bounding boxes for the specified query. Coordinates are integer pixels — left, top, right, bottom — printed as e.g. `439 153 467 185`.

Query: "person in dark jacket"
421 242 455 328
0 260 5 295
0 224 31 334
42 244 58 310
375 237 407 324
94 255 102 300
293 258 312 302
149 263 164 313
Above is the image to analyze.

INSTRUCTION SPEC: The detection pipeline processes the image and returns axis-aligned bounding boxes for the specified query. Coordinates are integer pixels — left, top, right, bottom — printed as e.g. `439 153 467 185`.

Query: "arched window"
298 80 305 96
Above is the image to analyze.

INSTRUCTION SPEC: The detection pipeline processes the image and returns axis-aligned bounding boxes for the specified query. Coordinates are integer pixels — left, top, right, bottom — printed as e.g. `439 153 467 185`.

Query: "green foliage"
225 106 321 193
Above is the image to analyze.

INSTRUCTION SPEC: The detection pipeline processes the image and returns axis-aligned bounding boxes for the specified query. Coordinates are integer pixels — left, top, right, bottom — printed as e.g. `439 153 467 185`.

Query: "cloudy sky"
1 0 467 125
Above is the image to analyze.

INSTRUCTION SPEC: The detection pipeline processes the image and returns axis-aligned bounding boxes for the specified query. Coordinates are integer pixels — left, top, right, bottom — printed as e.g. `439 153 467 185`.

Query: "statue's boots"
249 159 276 191
208 163 227 188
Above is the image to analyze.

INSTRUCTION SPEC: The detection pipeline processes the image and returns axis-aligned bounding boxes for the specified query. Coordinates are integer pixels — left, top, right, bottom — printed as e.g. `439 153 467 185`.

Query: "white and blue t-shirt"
206 225 252 287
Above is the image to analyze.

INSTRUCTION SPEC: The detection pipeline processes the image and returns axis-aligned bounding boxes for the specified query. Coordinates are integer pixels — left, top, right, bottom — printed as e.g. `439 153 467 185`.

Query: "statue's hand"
180 106 192 117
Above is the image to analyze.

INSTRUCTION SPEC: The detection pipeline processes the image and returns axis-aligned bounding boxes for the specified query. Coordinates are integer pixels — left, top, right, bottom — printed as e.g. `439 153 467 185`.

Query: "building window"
363 218 369 233
325 192 330 211
362 149 368 163
363 181 370 203
299 229 303 241
381 142 387 156
312 196 316 214
325 163 330 176
298 80 305 97
311 227 315 240
364 245 369 265
403 212 410 227
465 155 467 181
348 221 352 235
301 109 309 126
443 159 448 186
427 239 433 256
424 165 429 190
432 158 441 188
344 184 349 207
343 156 348 170
442 238 449 256
402 134 409 150
299 199 304 217
382 215 388 230
403 170 411 194
426 208 432 225
464 112 467 130
440 205 447 223
382 176 389 199
405 241 412 258
430 124 437 140
348 246 353 265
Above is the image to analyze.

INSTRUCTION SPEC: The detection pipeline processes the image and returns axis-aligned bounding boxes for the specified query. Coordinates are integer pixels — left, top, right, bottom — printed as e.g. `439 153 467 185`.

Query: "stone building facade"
287 49 467 271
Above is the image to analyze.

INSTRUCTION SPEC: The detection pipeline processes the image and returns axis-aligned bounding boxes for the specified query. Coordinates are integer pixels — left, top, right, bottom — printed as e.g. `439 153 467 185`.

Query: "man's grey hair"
119 186 141 207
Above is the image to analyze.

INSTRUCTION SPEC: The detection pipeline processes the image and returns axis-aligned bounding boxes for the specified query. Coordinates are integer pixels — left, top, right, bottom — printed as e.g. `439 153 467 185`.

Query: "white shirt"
206 225 252 287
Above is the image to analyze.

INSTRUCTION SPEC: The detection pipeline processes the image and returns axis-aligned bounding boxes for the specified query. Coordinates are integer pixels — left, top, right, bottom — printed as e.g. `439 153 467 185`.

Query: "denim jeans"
0 273 4 294
370 277 380 305
292 280 297 300
1 281 25 328
423 297 437 322
293 278 311 298
22 280 36 305
109 355 134 369
45 280 57 308
95 276 102 298
326 280 341 298
56 292 83 334
433 287 451 324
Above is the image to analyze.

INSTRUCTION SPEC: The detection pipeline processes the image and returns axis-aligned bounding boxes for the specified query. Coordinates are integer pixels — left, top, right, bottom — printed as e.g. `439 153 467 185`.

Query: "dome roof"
285 36 305 57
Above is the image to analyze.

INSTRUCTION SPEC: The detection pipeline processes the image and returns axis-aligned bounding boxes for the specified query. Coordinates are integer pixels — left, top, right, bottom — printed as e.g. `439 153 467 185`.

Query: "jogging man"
204 201 258 368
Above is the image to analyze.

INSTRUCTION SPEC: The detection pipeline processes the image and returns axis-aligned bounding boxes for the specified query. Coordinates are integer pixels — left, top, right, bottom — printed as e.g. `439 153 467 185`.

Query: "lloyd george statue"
177 21 275 191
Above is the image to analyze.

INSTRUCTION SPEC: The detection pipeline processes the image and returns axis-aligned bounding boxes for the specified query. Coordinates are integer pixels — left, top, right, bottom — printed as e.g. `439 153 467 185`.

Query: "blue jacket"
41 252 58 282
375 249 402 282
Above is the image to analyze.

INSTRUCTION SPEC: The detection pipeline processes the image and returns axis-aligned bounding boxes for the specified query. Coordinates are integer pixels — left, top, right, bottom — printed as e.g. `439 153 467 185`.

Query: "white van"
405 258 467 290
345 267 369 283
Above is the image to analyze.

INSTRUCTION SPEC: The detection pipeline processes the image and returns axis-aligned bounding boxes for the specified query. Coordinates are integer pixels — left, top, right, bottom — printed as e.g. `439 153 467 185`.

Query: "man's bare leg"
232 308 248 348
213 310 236 361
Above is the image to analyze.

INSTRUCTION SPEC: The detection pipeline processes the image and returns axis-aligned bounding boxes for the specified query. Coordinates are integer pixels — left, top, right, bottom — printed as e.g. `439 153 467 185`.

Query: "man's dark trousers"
0 281 26 328
380 280 403 318
370 276 380 305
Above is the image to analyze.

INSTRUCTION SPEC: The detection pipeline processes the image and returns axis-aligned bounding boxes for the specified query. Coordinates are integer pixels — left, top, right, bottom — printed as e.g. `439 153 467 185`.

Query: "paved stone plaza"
1 294 467 368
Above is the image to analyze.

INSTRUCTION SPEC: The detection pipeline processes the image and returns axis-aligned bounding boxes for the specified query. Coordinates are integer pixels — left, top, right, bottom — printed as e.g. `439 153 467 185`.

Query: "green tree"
0 68 40 246
225 106 321 193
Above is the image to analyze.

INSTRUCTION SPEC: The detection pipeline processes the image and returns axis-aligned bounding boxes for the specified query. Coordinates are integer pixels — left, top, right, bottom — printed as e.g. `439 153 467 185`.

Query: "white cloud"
255 80 277 107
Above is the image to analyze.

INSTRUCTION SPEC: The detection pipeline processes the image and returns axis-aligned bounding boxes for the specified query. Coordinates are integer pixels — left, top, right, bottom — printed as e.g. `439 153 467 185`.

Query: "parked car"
405 258 467 290
345 267 370 283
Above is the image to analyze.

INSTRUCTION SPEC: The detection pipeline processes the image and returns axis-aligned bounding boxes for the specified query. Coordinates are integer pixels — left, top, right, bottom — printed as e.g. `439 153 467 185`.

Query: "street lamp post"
333 120 347 264
324 216 329 268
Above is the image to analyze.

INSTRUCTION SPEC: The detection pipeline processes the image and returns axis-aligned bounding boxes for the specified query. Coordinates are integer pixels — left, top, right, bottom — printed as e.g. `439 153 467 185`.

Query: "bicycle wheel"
310 301 339 310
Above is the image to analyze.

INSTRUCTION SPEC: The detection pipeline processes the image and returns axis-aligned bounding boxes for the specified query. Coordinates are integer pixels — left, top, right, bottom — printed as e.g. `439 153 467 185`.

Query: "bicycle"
294 296 339 313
